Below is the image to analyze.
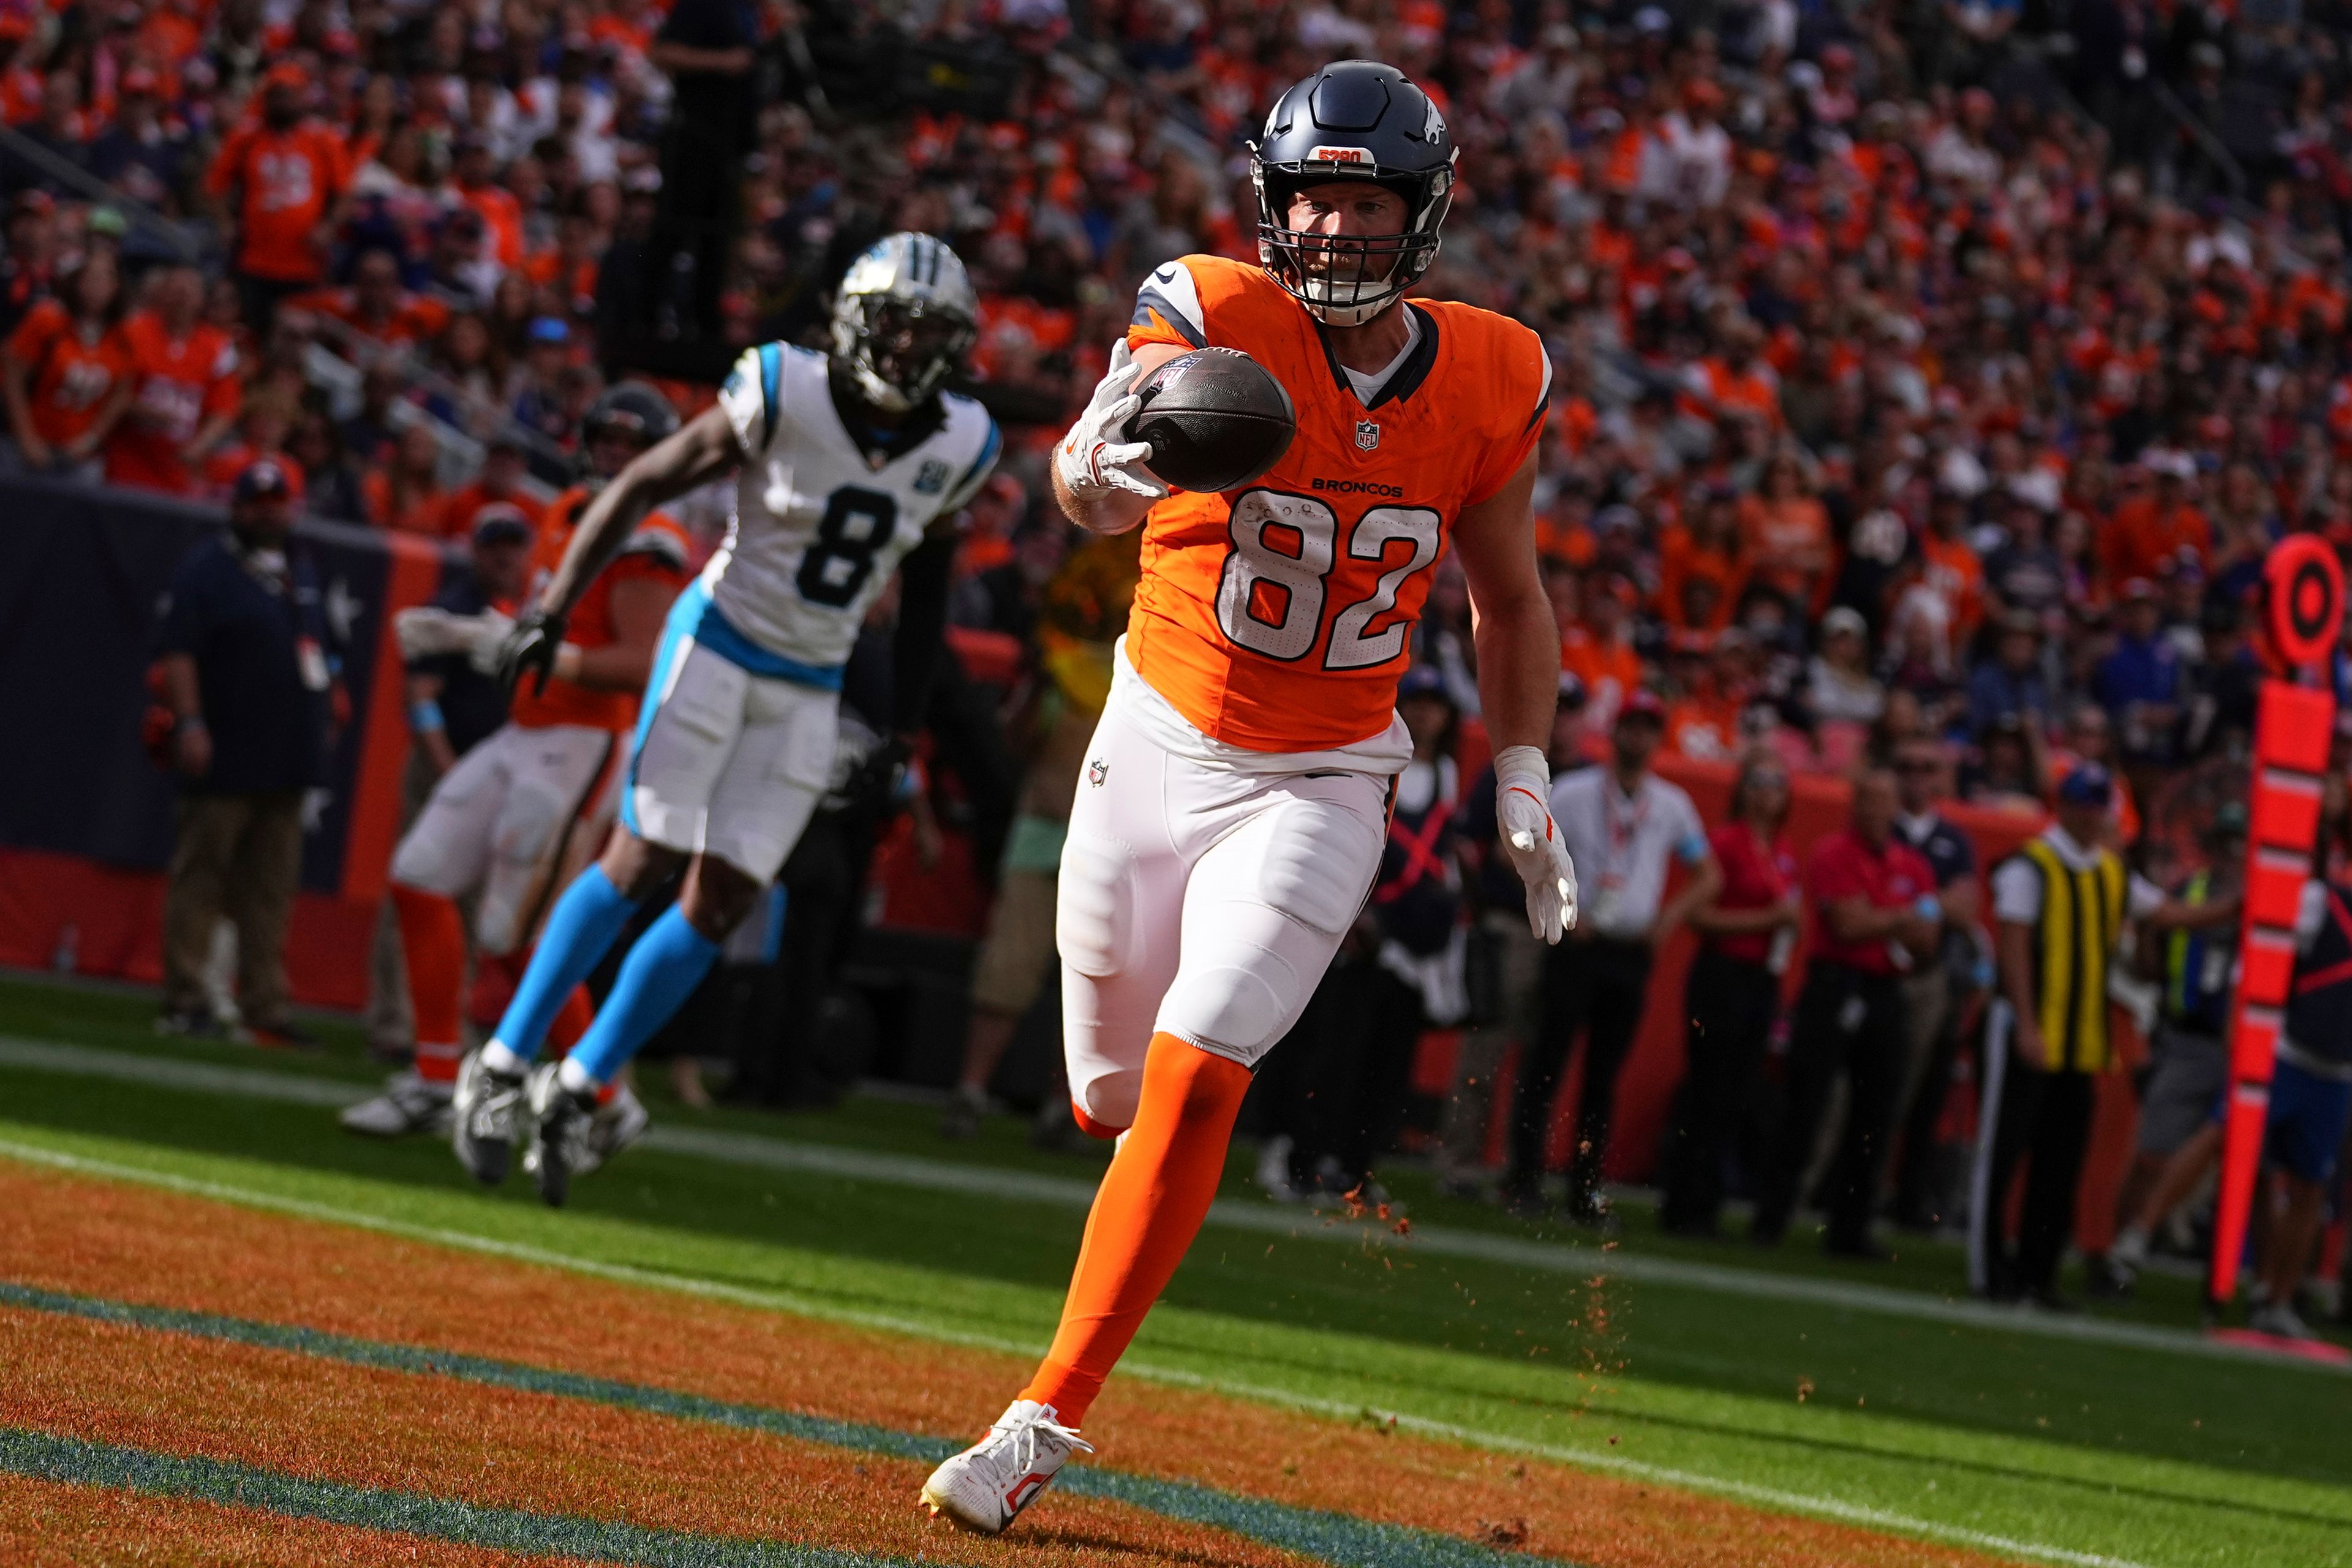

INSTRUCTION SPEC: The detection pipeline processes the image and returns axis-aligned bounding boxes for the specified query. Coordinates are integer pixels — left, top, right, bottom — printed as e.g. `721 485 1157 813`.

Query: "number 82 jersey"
1125 255 1550 752
709 342 1000 679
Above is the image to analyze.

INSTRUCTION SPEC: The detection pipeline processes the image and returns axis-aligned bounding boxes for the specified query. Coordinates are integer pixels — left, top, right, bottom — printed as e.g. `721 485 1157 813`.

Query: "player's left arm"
538 406 737 622
1453 451 1552 756
502 405 733 696
1454 450 1577 938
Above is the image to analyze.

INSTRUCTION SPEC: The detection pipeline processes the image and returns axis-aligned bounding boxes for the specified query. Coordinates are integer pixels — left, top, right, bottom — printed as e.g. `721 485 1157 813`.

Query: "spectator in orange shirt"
0 15 41 128
1562 570 1644 734
2046 701 2143 845
1684 322 1782 431
361 422 450 535
288 246 452 352
439 434 543 539
1657 482 1747 630
2102 454 2211 585
205 61 352 330
1916 486 1985 644
103 262 241 495
1740 450 1833 609
453 134 524 269
1664 631 1745 761
4 245 129 478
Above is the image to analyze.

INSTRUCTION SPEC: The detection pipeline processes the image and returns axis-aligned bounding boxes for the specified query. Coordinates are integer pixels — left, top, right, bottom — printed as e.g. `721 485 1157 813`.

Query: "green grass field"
0 971 2346 1568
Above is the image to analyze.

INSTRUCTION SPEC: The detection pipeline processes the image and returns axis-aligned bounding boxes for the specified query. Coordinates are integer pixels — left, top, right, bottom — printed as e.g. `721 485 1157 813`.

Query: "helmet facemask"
1253 163 1453 327
832 294 976 413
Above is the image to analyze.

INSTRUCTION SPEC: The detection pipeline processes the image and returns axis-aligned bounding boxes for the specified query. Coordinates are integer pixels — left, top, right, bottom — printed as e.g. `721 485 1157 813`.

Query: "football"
1124 347 1298 492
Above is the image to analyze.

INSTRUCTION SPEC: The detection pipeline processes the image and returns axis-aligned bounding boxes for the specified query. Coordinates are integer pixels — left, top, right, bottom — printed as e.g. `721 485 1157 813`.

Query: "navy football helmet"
1250 61 1457 326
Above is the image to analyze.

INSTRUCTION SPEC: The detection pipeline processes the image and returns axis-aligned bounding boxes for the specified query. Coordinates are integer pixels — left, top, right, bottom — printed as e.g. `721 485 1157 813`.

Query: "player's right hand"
1494 744 1578 943
494 608 567 699
1056 340 1169 504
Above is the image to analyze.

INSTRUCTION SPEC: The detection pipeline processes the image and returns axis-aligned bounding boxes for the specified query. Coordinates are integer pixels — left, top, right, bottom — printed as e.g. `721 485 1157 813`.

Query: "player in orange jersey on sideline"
339 384 689 1144
921 60 1579 1535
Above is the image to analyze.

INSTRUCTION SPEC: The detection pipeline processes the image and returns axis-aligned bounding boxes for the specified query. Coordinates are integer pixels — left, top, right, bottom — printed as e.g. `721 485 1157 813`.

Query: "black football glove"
845 735 911 816
496 608 569 699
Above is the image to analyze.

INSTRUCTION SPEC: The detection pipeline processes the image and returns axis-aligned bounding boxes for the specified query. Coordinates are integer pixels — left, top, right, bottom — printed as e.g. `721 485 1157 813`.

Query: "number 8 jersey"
1125 254 1550 752
709 341 1000 677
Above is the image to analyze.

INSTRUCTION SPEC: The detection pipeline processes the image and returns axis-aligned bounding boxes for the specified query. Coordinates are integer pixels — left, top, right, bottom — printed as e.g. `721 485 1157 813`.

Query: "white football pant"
624 635 839 884
390 722 622 956
1056 681 1392 1133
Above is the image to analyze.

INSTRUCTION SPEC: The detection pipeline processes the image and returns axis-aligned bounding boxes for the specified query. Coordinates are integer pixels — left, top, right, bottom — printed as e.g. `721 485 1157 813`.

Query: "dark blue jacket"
157 535 333 796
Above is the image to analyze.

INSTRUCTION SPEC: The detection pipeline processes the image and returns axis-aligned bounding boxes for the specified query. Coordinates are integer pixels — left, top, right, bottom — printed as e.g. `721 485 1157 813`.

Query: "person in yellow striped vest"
1969 764 2196 1308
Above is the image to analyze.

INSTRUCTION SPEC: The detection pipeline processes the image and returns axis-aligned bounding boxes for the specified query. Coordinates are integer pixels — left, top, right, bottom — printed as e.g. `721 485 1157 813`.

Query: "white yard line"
0 1032 2338 1379
0 1133 2156 1568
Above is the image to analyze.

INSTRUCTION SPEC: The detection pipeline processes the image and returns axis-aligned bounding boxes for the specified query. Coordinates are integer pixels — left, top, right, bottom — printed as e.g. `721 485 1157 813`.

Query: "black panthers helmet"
1250 61 1456 326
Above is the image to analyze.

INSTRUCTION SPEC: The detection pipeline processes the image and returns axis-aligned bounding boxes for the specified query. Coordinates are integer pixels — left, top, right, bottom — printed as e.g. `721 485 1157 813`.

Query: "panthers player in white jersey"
452 232 1000 1202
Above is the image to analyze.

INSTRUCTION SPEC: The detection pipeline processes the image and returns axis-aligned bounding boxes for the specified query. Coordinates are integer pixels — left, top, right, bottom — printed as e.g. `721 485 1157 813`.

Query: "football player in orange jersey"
339 384 689 1145
921 61 1580 1535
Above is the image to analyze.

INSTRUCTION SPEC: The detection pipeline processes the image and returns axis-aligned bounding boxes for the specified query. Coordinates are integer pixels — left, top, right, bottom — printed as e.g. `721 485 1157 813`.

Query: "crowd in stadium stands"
4 0 2351 1325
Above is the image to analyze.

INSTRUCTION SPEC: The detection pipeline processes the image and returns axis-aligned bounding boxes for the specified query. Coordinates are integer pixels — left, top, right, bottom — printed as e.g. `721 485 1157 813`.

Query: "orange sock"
390 884 466 1086
1019 1034 1250 1427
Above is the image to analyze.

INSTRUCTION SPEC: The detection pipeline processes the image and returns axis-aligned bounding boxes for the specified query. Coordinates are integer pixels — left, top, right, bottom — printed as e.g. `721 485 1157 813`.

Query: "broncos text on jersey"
1125 254 1549 752
713 342 1000 676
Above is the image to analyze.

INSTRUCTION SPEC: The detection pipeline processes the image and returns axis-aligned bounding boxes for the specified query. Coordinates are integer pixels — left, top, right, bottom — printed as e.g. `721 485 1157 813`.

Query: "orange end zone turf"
0 1158 2010 1568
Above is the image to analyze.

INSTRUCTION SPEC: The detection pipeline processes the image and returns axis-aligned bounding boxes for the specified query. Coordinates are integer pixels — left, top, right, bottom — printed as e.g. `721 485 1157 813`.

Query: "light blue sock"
490 865 639 1061
567 906 720 1085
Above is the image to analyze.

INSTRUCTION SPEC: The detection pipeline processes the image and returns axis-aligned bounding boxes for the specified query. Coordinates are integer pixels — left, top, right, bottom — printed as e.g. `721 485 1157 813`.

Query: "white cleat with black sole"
451 1049 526 1184
522 1063 598 1207
340 1070 453 1137
920 1400 1093 1535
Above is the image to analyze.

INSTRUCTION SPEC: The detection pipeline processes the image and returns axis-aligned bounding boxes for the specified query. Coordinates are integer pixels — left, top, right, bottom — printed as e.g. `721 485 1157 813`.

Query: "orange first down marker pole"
2211 538 2343 1306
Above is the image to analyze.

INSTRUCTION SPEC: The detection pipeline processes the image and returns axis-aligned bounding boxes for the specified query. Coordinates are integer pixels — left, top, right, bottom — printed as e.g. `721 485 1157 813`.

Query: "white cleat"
919 1400 1093 1535
571 1080 650 1178
2250 1301 2320 1341
451 1048 527 1185
339 1070 453 1137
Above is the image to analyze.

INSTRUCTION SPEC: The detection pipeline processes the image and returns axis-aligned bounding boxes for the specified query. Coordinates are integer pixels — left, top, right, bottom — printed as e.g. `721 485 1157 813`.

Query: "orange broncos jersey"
508 484 690 733
1124 255 1548 752
6 300 130 448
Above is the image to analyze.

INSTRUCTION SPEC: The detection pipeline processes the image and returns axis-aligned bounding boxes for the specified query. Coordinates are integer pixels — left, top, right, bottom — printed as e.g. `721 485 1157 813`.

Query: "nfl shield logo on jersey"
1355 420 1381 452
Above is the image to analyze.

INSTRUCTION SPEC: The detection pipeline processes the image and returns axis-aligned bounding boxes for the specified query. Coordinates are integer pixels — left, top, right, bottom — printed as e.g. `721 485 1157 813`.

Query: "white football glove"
1494 745 1578 942
393 606 478 661
1055 339 1170 505
466 606 517 676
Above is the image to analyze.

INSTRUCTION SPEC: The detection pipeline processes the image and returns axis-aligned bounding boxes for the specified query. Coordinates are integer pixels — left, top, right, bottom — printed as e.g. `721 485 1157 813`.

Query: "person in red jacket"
1754 766 1942 1257
205 61 352 331
102 262 241 495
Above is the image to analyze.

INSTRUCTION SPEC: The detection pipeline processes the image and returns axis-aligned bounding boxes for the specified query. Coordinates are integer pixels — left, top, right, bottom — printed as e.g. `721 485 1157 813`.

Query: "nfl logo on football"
1355 420 1380 451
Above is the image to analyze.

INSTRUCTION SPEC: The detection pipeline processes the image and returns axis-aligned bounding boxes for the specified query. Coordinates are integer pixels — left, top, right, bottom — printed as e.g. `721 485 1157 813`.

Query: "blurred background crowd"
5 0 2352 1328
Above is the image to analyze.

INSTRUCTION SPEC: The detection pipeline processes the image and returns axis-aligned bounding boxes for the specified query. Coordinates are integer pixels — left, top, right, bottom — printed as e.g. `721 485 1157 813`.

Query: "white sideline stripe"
0 1135 2153 1568
1 1034 2341 1379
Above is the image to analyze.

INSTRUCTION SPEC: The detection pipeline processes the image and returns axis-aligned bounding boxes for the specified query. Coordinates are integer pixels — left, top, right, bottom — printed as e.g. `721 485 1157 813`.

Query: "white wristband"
1494 744 1550 806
